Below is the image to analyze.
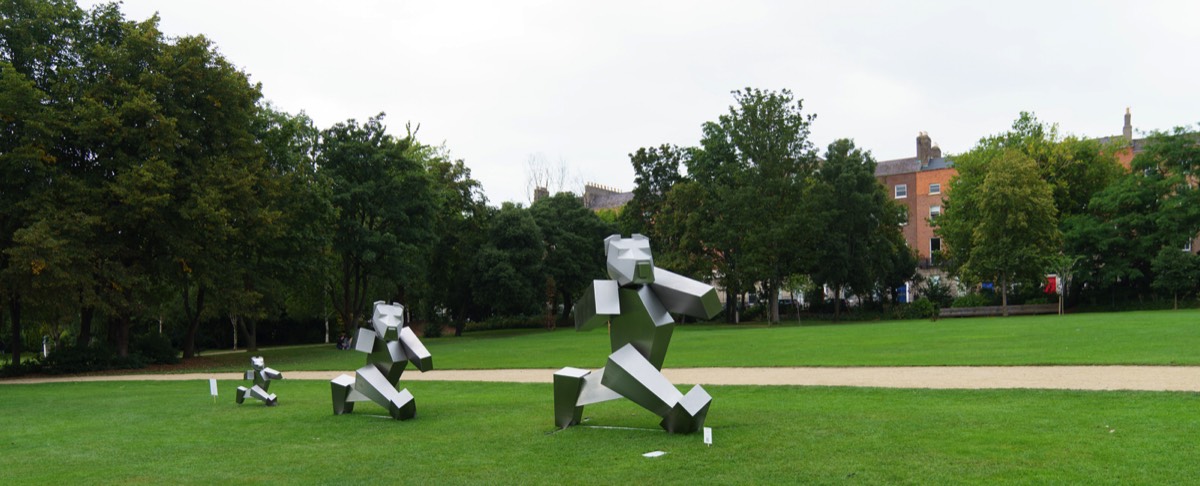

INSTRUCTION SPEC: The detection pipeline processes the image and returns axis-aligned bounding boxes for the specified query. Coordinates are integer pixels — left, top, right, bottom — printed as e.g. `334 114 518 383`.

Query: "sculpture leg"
236 386 249 405
660 385 711 434
331 374 355 415
248 385 278 406
389 389 416 421
601 344 710 434
553 367 589 428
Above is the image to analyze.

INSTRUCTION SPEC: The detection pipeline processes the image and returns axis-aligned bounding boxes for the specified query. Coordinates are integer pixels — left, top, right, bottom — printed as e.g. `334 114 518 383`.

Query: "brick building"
874 132 954 271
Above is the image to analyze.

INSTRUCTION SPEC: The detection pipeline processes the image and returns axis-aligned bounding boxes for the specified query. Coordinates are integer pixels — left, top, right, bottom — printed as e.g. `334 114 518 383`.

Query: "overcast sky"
78 0 1200 204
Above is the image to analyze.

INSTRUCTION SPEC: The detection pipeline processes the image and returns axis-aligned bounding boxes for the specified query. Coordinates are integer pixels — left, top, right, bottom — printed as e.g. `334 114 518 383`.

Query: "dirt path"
3 366 1197 392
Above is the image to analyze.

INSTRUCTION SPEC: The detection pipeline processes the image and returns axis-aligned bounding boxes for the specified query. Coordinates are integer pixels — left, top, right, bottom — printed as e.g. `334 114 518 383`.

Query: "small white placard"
642 451 666 458
703 427 712 446
209 378 218 396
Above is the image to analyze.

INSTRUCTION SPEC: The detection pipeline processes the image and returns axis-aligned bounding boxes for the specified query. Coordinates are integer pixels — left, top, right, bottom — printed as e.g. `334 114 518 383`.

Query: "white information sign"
703 427 712 446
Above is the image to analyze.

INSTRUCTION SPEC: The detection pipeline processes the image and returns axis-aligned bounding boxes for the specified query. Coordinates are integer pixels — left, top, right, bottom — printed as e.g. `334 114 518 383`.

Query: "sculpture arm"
263 368 282 380
649 267 722 320
398 327 432 372
573 280 620 331
351 327 377 353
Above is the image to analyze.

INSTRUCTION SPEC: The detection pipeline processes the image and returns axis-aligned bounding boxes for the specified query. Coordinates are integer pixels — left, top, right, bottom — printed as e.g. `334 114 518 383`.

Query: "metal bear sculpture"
555 234 721 433
237 356 282 406
330 301 432 420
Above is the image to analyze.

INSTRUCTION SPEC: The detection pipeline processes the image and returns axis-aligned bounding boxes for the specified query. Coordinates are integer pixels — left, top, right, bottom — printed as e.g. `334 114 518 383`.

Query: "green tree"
530 192 614 328
1151 247 1200 309
319 114 435 334
424 152 487 336
1063 126 1200 302
811 139 912 319
939 149 1060 315
618 145 684 238
686 88 820 324
472 203 544 317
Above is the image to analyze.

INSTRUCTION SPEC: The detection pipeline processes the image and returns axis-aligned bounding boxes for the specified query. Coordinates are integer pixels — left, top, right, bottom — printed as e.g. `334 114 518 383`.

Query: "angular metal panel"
600 344 682 417
660 385 711 434
352 328 377 353
398 327 432 372
574 280 619 331
553 367 589 428
576 368 623 406
650 267 722 320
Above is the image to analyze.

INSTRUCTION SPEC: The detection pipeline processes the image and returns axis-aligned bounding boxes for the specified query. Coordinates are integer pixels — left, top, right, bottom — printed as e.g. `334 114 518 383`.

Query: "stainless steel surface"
330 301 432 420
236 356 282 406
558 235 717 433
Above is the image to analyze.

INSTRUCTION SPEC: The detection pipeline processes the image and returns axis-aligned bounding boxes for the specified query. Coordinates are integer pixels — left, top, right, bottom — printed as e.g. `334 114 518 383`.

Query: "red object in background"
1044 275 1058 294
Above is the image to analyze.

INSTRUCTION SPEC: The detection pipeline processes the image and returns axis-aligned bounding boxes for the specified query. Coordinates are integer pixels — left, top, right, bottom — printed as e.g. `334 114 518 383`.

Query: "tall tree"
618 145 684 238
530 192 614 328
1064 125 1200 301
424 151 487 336
471 203 544 317
939 149 1060 314
692 88 820 324
811 139 911 320
320 114 434 334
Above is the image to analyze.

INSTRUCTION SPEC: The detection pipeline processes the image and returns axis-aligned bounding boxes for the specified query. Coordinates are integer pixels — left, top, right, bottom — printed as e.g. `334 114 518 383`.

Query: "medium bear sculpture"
555 234 721 434
330 301 432 420
236 356 282 406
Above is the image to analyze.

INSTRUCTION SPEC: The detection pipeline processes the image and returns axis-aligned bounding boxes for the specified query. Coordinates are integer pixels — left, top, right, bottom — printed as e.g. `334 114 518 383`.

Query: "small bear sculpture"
330 301 432 420
236 356 282 406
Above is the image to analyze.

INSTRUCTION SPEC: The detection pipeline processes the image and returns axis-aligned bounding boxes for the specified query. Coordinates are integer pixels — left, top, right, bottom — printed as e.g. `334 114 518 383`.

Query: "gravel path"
3 366 1198 392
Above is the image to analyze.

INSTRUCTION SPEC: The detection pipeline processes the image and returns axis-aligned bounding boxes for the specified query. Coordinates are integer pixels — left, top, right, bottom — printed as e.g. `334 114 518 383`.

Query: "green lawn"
188 309 1200 372
2 380 1196 484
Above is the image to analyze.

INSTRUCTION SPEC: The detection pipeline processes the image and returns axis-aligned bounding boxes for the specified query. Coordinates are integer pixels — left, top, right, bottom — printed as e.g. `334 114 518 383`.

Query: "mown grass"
187 309 1200 372
1 380 1196 484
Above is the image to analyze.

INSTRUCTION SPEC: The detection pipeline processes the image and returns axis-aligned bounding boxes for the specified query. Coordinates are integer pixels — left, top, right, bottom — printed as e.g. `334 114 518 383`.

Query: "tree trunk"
1001 276 1009 317
234 315 257 352
1174 292 1178 310
181 283 206 359
8 295 21 365
114 313 131 357
560 289 574 327
453 305 467 337
77 305 95 348
833 286 842 322
767 279 780 326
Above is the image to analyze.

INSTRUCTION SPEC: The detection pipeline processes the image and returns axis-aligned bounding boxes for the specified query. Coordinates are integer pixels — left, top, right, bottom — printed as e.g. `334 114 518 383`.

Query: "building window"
899 206 908 226
929 183 941 195
894 184 907 199
1185 241 1193 252
930 237 942 254
930 205 941 220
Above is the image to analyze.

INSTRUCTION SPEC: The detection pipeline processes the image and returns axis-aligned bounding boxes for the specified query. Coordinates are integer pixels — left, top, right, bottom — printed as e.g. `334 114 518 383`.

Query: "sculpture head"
604 234 655 285
372 301 404 341
250 356 265 371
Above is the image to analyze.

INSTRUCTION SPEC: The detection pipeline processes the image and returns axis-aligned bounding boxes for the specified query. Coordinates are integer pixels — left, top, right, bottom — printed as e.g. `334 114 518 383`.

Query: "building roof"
874 157 921 177
923 157 954 171
587 191 634 210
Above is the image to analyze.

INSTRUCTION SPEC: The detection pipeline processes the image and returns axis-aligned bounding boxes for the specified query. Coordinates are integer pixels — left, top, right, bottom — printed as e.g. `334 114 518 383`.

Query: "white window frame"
929 183 941 195
1185 241 1193 252
930 237 942 254
894 184 907 199
930 205 942 219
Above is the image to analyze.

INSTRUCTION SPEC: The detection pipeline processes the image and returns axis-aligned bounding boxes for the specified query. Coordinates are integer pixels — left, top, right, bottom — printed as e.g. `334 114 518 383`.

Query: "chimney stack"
1123 107 1132 142
931 143 942 159
917 132 933 167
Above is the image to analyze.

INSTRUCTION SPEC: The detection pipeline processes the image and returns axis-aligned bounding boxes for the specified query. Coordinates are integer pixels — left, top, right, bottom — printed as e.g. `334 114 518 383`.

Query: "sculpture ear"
603 234 621 256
